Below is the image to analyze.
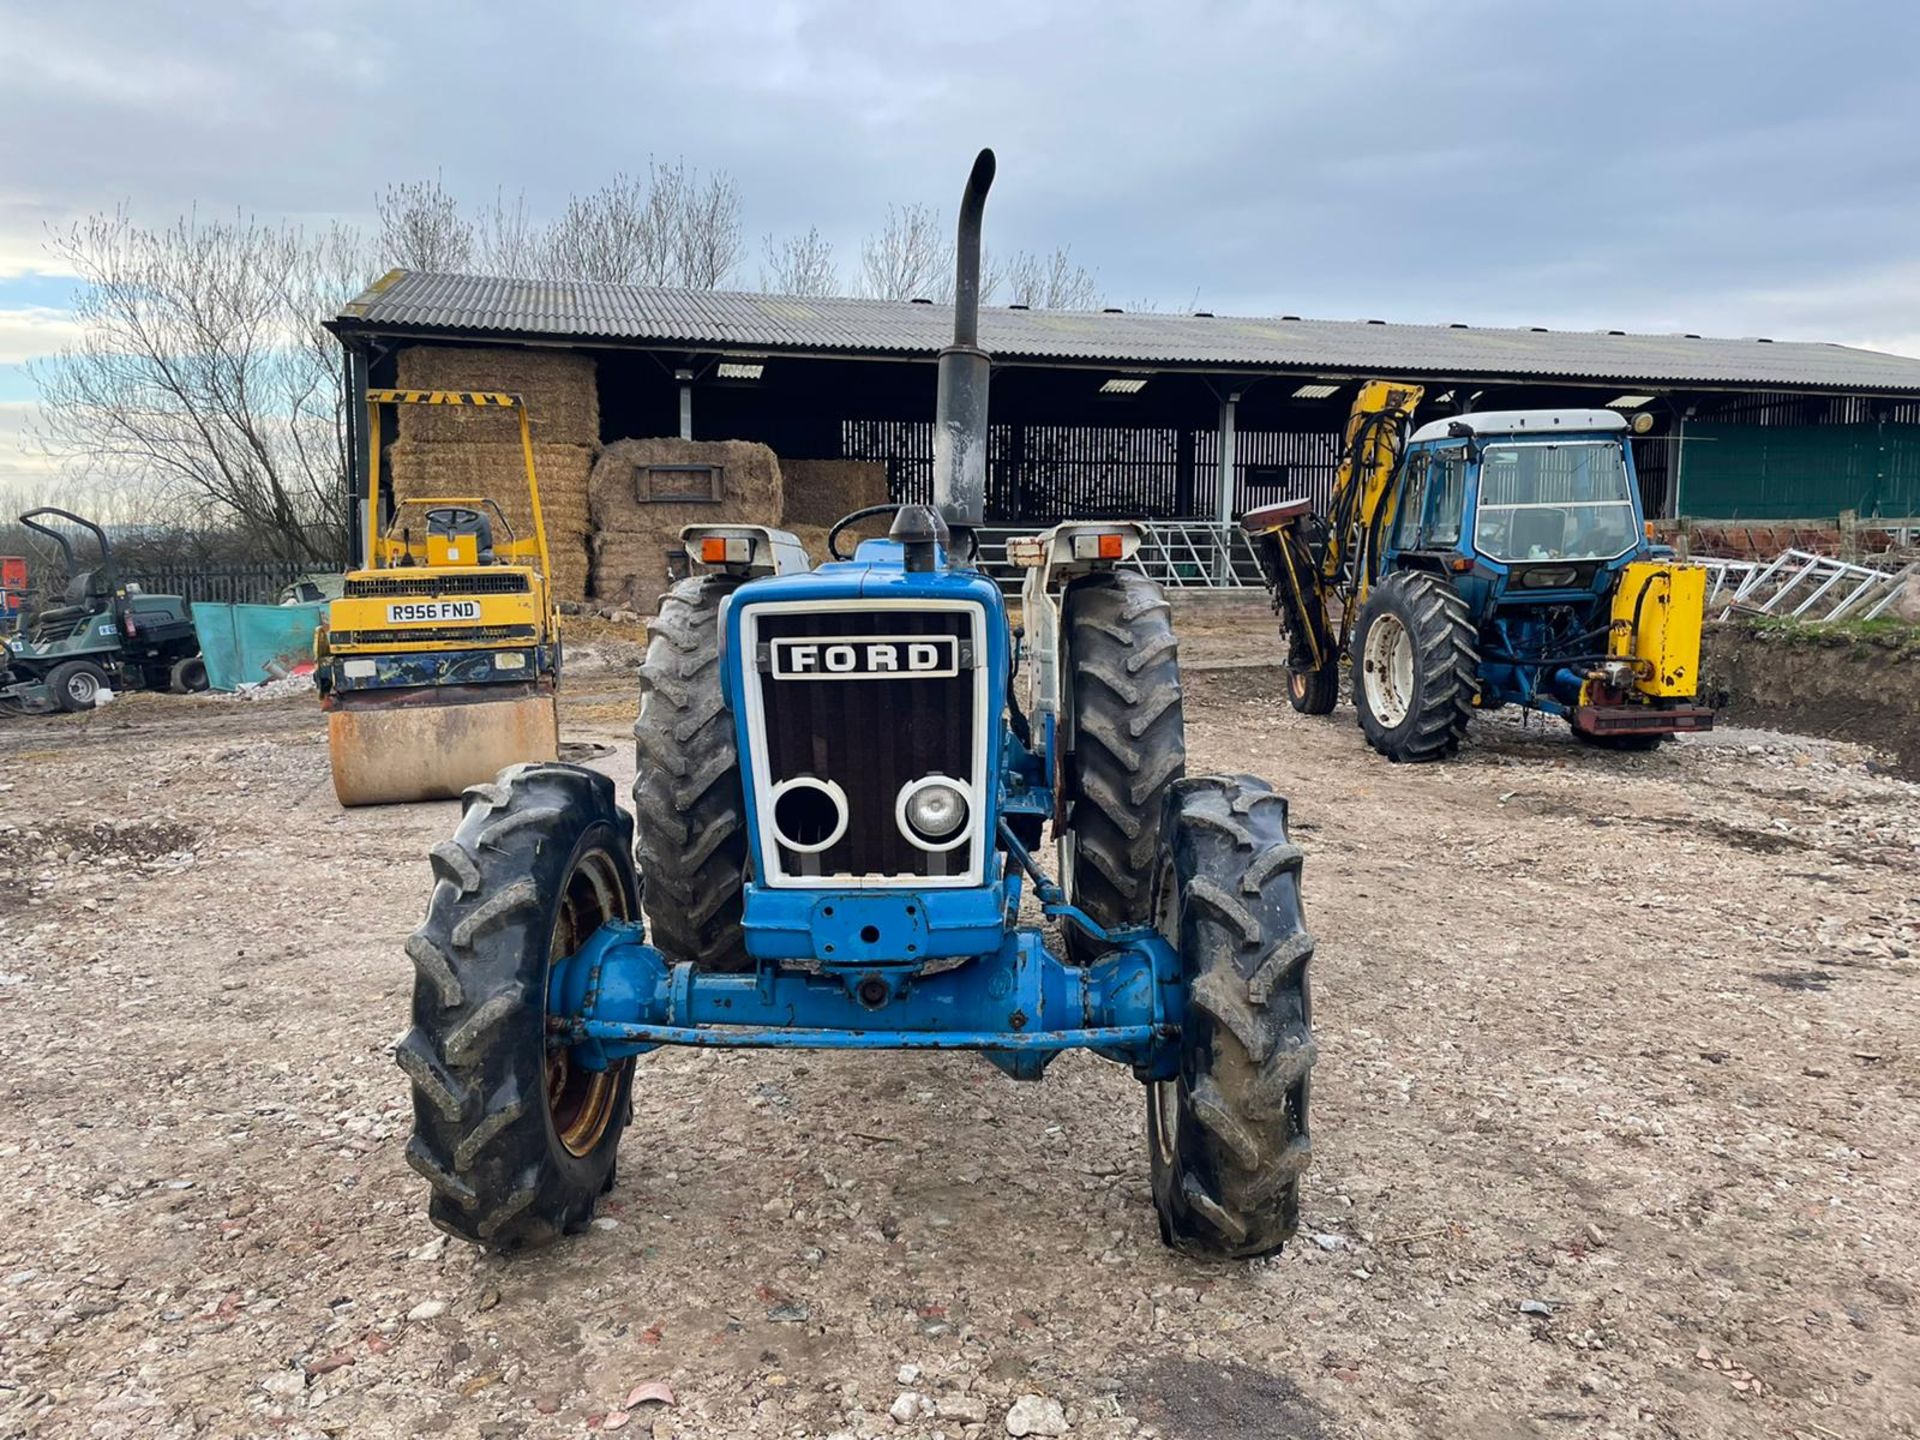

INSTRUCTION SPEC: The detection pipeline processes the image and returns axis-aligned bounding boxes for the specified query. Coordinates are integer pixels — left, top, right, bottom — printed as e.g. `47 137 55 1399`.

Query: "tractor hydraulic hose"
1326 406 1411 590
1626 566 1670 652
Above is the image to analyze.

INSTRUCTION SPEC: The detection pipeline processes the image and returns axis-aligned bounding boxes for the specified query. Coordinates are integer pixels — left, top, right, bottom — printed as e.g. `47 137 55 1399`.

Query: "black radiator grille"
752 606 978 880
330 623 538 647
345 572 529 598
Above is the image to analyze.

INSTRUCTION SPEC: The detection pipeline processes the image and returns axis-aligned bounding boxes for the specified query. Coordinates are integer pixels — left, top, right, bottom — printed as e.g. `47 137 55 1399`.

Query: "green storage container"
191 602 323 691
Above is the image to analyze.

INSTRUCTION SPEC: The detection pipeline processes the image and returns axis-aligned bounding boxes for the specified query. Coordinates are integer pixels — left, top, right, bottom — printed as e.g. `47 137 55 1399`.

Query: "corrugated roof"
332 270 1920 394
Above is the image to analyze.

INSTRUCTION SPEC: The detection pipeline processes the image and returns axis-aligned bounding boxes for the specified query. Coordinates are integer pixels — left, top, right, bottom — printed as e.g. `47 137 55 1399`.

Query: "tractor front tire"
1351 571 1479 762
632 575 751 972
47 659 109 712
1148 775 1315 1260
1059 571 1187 963
1273 529 1338 717
1286 664 1339 716
398 764 638 1251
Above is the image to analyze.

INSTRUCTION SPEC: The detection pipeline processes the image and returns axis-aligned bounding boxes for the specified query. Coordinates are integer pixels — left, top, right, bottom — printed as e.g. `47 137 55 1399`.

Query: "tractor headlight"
770 776 850 854
897 775 971 851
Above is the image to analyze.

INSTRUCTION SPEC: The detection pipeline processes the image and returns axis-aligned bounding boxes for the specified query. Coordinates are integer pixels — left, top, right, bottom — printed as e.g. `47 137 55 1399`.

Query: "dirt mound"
1705 619 1920 776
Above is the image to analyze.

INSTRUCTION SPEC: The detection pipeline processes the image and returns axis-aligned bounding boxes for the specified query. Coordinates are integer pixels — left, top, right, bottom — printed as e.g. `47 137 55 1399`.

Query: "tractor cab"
1377 409 1711 746
1388 410 1645 590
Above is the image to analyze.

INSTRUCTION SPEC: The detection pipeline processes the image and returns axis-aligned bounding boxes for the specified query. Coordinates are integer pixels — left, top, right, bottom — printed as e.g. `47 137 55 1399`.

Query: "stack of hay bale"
588 439 786 607
587 446 894 606
779 459 889 530
388 345 600 602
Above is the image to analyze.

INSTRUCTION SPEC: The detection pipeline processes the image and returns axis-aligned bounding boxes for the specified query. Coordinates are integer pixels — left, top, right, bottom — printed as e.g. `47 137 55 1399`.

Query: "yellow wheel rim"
545 846 631 1158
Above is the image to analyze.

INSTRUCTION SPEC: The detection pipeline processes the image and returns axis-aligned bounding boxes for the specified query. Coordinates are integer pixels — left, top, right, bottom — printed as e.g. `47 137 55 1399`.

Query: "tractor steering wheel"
827 504 902 560
425 505 486 529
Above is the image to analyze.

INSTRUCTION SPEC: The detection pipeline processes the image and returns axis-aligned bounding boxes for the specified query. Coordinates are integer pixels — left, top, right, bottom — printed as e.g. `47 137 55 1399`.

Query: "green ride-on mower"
0 508 206 714
397 150 1319 1260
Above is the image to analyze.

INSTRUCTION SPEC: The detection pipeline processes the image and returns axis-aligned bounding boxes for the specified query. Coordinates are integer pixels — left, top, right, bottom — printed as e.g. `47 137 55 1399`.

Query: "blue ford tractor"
398 152 1317 1259
1244 382 1714 760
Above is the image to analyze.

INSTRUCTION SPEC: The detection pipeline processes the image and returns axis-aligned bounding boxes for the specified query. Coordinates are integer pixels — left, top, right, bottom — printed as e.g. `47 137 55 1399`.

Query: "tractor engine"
720 531 1013 968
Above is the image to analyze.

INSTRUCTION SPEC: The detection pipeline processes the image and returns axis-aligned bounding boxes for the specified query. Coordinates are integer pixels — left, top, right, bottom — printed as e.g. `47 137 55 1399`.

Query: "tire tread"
632 575 751 972
1060 572 1188 959
1151 775 1316 1260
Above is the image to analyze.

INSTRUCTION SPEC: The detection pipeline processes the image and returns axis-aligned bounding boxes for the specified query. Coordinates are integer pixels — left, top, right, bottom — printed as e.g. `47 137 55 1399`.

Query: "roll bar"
18 507 114 586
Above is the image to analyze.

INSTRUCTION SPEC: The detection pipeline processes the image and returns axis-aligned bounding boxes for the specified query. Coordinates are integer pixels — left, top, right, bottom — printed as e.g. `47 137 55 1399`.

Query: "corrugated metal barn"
329 272 1920 594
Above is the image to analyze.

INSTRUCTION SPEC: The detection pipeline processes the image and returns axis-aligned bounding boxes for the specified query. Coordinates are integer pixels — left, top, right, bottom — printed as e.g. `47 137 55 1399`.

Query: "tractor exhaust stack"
932 148 996 533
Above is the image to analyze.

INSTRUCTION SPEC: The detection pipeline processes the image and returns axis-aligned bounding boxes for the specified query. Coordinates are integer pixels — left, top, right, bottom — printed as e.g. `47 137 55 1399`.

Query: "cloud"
0 401 57 496
0 308 81 366
0 0 1917 355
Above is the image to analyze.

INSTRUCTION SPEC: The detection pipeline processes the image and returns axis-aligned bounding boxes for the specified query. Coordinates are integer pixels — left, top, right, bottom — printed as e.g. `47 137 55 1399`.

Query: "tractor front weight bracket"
548 920 1184 1083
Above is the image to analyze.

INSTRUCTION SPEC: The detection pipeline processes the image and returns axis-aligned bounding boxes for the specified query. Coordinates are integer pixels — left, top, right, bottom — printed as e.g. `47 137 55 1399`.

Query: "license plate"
386 601 481 624
769 634 959 680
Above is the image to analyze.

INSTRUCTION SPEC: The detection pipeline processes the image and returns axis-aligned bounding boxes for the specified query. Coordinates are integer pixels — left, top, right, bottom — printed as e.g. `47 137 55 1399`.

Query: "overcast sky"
5 0 1920 486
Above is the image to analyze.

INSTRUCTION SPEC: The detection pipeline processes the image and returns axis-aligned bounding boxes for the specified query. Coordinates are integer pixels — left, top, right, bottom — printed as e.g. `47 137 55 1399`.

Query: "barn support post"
1215 390 1240 582
676 369 695 440
345 341 370 567
1673 407 1691 519
1174 425 1195 517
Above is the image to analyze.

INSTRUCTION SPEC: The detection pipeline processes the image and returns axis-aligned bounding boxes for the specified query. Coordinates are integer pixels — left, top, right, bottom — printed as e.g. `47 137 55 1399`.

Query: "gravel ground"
1 610 1916 1440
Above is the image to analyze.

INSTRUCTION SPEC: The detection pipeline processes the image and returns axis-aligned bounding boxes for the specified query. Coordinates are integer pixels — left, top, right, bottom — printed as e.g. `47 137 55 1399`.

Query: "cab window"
1390 455 1430 551
1427 452 1468 546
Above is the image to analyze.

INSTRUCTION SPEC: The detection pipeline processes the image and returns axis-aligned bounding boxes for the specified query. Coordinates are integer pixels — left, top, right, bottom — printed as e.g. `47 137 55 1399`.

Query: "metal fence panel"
126 561 328 606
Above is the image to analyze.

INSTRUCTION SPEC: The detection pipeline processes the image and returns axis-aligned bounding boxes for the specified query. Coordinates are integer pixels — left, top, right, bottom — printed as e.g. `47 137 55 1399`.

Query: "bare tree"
376 176 474 272
541 159 743 288
760 227 838 296
860 202 952 301
476 189 540 276
671 161 745 288
30 209 368 564
996 246 1103 310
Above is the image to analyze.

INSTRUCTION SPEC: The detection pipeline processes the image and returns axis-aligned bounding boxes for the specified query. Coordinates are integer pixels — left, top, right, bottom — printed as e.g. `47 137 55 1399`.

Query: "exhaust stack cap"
932 148 996 533
889 503 949 573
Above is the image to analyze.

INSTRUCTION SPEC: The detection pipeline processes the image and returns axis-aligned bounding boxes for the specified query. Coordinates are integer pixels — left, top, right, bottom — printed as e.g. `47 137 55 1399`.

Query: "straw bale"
591 531 678 609
394 344 600 448
388 440 596 601
780 459 889 528
588 438 783 529
585 438 785 604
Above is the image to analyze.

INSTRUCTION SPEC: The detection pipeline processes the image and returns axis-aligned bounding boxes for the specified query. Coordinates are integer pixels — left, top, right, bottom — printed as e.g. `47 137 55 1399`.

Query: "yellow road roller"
318 389 560 806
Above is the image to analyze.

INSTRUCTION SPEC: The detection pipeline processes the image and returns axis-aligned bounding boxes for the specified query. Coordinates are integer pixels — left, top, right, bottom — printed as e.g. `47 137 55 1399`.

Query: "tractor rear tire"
1148 775 1315 1260
170 656 209 693
398 763 638 1252
1574 729 1667 752
1059 571 1187 963
632 574 751 973
1286 664 1339 716
47 659 109 712
1351 571 1479 762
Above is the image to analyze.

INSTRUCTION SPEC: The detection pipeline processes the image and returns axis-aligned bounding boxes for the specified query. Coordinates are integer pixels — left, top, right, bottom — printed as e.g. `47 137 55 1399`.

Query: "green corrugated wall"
1679 421 1920 519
